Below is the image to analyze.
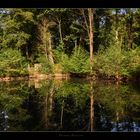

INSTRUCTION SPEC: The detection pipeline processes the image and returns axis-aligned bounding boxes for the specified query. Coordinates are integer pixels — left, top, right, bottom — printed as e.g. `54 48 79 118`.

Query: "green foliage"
37 55 53 74
94 45 122 77
60 47 90 73
0 48 28 77
53 42 65 64
126 48 140 75
0 81 32 130
94 82 140 120
53 47 90 73
0 8 140 79
69 48 90 73
1 9 34 49
58 53 71 73
53 49 63 63
55 81 90 109
94 45 140 78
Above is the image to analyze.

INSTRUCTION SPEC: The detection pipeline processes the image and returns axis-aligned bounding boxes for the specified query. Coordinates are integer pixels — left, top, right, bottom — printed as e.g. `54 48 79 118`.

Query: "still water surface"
0 78 140 132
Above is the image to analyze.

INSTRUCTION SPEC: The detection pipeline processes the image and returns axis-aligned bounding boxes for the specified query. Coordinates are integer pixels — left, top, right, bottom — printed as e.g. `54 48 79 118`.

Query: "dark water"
0 78 140 132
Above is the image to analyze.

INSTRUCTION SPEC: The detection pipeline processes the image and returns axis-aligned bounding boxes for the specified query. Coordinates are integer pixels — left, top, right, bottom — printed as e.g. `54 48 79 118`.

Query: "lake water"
0 78 140 132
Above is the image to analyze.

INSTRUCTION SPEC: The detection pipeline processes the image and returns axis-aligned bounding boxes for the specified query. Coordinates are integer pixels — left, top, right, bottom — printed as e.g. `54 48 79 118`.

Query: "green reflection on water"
0 79 140 131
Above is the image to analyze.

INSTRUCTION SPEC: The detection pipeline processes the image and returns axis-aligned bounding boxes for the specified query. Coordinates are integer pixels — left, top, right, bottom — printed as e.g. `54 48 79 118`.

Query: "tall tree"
0 8 36 60
37 15 55 64
81 8 94 72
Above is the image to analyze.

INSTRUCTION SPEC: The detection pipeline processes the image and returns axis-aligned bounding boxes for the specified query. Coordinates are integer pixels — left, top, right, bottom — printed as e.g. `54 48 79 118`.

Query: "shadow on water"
0 79 140 131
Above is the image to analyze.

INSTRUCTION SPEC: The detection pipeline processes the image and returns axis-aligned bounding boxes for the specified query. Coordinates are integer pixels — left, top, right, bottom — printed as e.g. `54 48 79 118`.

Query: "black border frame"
0 131 140 139
0 0 140 8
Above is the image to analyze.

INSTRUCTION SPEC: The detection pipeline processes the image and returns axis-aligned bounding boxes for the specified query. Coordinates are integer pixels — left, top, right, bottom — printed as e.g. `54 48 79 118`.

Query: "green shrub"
94 45 123 77
126 48 140 76
61 47 90 73
37 55 53 74
0 48 28 77
94 45 140 78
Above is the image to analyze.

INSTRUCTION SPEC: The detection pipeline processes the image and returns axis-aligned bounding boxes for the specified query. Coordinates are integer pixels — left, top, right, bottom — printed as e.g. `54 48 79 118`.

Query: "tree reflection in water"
0 79 140 131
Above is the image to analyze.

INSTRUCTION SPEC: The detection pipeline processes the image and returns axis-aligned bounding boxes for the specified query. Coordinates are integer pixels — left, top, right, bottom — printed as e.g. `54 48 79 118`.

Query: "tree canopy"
0 8 140 80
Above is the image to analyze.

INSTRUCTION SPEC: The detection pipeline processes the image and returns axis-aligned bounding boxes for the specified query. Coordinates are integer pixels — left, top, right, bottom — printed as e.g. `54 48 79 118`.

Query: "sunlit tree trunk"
88 8 94 73
81 8 94 73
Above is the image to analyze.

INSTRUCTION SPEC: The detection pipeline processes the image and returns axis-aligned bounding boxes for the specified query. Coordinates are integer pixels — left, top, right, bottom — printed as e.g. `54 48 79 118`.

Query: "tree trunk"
44 38 48 60
58 19 64 60
88 8 94 73
74 40 77 49
115 9 119 44
26 46 29 59
39 18 54 65
58 20 64 47
42 19 48 59
48 33 54 64
128 15 133 49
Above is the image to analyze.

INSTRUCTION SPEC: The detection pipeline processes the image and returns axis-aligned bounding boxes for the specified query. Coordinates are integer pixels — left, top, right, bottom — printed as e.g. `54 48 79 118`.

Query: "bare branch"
81 8 90 37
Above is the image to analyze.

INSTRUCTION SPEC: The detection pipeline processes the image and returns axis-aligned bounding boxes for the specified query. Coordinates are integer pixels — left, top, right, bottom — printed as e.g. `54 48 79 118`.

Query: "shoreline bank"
0 72 140 83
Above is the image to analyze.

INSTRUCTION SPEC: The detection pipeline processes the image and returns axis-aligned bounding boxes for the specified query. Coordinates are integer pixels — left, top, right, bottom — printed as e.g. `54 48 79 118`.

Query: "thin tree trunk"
58 20 63 46
58 19 64 60
26 46 29 59
88 8 94 73
42 19 48 59
48 33 54 64
44 38 48 60
82 9 90 36
115 9 119 44
74 40 77 49
128 16 133 49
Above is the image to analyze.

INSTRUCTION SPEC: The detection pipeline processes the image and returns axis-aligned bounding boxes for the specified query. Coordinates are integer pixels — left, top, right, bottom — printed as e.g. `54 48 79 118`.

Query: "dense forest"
0 8 140 81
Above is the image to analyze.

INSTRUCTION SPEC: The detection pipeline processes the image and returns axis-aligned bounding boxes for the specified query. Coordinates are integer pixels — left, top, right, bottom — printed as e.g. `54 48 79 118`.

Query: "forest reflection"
0 79 140 131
